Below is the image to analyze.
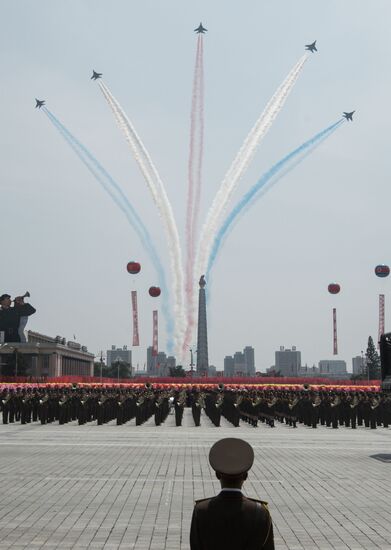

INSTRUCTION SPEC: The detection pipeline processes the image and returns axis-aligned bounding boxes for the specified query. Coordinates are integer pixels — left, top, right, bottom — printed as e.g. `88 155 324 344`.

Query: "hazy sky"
2 0 391 371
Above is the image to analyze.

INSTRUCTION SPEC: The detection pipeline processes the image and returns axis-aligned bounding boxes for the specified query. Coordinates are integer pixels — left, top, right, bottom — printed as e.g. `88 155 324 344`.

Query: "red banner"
333 308 338 355
378 294 385 348
131 291 140 346
152 310 158 357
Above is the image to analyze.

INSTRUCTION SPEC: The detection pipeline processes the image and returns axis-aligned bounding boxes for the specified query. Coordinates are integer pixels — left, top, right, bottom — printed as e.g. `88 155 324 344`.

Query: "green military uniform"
190 494 273 550
190 438 275 550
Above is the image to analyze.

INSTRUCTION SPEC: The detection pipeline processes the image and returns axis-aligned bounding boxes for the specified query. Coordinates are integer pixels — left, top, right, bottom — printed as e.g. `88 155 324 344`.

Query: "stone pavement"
0 410 390 550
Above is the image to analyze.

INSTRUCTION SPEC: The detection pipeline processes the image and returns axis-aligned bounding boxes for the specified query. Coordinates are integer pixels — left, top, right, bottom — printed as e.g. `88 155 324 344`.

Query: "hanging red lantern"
328 283 340 295
375 265 390 278
148 286 161 297
126 261 141 274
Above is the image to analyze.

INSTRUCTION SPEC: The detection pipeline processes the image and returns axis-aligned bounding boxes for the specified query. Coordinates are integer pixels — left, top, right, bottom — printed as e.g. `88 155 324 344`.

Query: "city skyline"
101 341 367 375
2 1 391 369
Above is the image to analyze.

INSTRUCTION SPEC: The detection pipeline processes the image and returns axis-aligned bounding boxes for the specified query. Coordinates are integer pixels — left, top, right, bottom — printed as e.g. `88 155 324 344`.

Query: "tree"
94 361 109 378
169 365 186 377
94 361 132 379
365 336 381 380
110 360 132 379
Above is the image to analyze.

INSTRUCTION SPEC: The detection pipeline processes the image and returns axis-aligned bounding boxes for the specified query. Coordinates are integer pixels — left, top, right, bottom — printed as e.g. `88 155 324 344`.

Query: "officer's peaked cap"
209 438 254 475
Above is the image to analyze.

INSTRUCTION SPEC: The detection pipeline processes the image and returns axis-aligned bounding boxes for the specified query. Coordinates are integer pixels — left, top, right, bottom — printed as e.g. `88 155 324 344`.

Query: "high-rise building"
167 356 176 369
352 356 365 376
146 348 175 376
224 356 234 377
275 346 301 376
224 346 256 376
147 346 154 374
233 351 246 376
208 365 217 376
298 364 320 377
156 351 167 375
196 275 209 376
318 359 348 378
106 345 132 368
243 346 255 376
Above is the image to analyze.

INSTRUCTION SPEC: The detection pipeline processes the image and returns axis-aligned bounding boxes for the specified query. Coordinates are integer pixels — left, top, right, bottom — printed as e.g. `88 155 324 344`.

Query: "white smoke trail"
98 81 185 354
196 53 308 279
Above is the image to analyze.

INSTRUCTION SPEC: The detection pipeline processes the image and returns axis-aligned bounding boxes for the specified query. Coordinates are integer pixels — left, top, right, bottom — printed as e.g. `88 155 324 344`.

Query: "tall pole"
100 351 103 384
190 348 195 377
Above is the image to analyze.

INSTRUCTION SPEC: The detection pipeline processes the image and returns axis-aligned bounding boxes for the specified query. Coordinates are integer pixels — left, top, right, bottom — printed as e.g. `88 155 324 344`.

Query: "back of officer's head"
209 438 254 488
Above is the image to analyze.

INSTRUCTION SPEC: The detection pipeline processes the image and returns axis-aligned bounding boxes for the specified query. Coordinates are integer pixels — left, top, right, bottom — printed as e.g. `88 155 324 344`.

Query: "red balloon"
149 286 161 297
328 283 341 295
126 261 141 274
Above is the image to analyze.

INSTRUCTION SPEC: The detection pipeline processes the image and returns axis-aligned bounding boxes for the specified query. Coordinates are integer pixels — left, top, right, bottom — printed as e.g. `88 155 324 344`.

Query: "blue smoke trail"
207 120 344 276
43 108 174 352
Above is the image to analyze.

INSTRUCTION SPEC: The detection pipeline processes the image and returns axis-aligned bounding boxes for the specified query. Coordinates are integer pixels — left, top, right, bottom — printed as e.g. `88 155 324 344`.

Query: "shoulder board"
195 497 213 505
246 497 269 507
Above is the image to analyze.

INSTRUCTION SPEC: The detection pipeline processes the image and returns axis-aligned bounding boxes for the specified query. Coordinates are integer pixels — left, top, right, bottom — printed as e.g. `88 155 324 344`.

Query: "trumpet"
12 291 30 303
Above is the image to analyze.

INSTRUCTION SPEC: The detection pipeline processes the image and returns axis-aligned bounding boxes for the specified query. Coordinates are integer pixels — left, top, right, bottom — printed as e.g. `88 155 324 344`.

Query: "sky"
2 0 391 371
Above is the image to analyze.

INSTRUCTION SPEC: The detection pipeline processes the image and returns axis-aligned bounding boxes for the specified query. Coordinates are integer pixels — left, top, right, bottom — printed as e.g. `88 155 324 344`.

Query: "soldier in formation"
1 385 390 430
191 390 205 427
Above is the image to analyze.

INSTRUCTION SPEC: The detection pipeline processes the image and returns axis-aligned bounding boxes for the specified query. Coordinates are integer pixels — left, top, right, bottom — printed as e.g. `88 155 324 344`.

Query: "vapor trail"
97 81 185 354
197 53 309 280
183 34 205 354
43 107 174 352
207 120 344 274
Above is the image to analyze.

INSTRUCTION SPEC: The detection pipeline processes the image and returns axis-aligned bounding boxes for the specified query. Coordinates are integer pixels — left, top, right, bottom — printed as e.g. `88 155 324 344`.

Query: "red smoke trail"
184 35 205 354
191 37 204 252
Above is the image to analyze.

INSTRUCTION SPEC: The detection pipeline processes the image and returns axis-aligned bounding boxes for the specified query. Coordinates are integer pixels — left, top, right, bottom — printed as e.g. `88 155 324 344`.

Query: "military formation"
1 384 390 430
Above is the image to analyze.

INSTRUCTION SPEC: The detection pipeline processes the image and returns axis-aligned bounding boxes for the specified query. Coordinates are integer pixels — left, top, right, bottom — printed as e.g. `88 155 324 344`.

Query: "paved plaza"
0 410 390 550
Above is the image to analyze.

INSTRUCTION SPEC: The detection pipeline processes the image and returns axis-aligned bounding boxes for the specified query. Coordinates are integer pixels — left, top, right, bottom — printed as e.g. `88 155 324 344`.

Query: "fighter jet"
305 41 317 53
35 99 45 109
194 23 207 34
91 70 102 80
343 111 355 121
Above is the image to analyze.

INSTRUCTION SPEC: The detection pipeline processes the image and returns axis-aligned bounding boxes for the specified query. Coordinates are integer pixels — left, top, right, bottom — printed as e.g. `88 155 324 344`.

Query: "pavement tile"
0 410 390 549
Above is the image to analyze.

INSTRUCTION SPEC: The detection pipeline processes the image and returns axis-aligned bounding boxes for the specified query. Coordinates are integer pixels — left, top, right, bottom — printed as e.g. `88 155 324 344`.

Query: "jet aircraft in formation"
36 43 357 131
194 23 207 34
343 111 355 121
305 41 317 53
91 70 102 80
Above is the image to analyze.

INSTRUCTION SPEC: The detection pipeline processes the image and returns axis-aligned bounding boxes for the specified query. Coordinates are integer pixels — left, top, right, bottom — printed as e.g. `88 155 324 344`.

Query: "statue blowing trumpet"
12 291 30 303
